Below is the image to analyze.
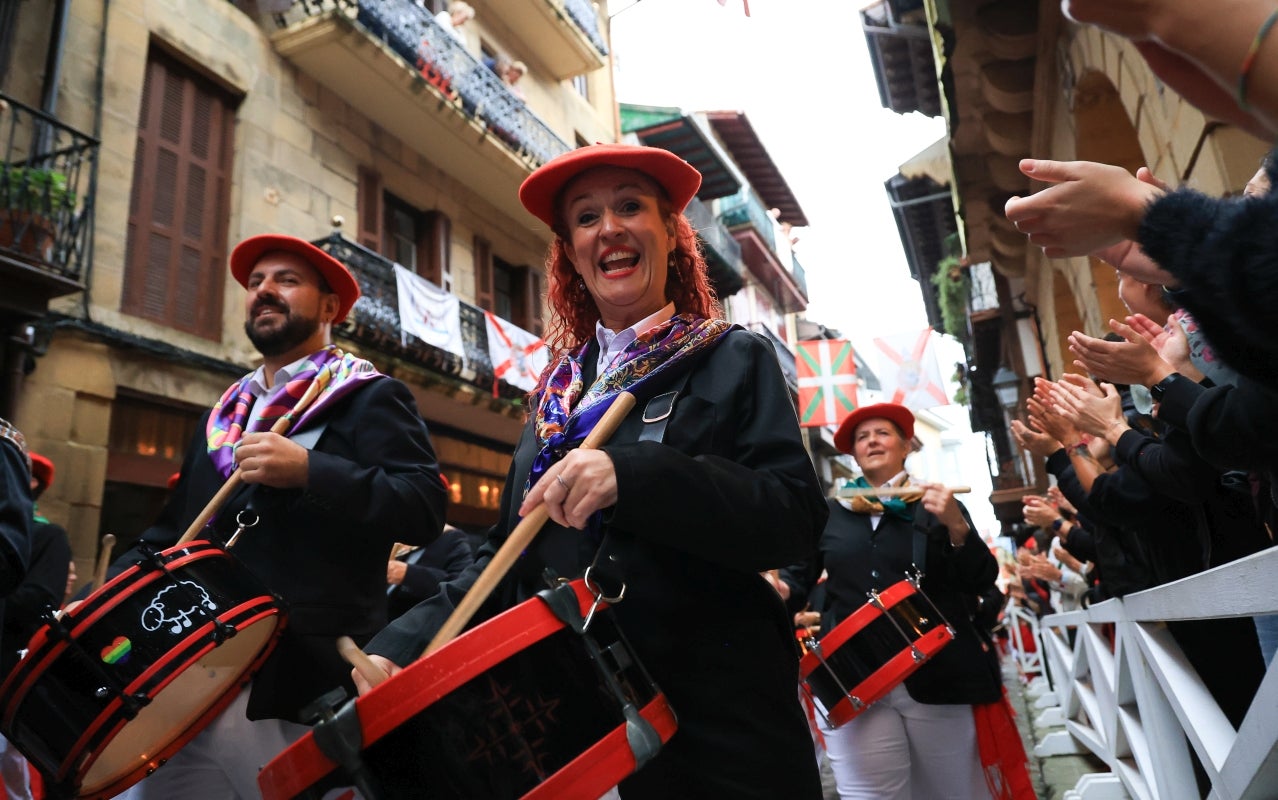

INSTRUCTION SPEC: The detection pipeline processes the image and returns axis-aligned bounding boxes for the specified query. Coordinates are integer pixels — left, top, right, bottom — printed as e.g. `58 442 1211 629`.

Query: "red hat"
833 403 915 455
29 452 53 490
519 143 702 229
229 235 361 323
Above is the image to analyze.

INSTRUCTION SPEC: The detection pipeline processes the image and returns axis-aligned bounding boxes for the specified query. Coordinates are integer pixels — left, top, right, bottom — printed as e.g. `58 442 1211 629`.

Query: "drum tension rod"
802 639 865 718
866 589 927 663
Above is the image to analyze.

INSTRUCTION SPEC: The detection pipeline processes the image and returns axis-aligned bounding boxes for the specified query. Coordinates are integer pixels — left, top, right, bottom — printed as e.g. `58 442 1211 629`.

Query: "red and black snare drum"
0 540 284 799
258 579 677 800
800 578 954 728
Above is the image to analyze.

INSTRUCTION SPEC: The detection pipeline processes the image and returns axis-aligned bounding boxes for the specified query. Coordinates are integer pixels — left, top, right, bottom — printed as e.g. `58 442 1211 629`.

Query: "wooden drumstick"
337 635 390 688
833 485 972 499
177 374 329 546
423 391 638 658
92 533 116 590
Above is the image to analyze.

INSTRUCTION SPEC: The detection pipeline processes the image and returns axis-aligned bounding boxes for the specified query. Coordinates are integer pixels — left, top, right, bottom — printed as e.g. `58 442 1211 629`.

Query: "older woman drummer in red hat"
779 403 1017 800
361 144 829 798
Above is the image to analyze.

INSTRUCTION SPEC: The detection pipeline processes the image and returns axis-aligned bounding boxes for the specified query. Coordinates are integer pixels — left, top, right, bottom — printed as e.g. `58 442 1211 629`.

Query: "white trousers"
113 686 309 800
0 734 32 800
819 685 991 800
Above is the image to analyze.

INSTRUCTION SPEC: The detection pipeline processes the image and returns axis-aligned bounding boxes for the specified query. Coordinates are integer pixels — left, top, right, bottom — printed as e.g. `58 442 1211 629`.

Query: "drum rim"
0 540 285 798
798 579 920 678
258 580 603 800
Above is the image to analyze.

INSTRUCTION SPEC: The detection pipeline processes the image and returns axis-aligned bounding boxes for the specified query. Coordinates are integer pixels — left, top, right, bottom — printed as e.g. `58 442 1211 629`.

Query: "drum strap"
911 503 929 577
586 369 691 599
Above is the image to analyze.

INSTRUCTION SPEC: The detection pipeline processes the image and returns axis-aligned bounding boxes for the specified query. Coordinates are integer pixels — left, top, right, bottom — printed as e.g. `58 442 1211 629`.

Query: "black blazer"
368 329 828 799
118 374 447 722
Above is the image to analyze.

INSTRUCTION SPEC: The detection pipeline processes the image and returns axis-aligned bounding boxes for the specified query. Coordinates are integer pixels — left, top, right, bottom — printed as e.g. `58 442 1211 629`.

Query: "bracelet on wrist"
1239 7 1278 111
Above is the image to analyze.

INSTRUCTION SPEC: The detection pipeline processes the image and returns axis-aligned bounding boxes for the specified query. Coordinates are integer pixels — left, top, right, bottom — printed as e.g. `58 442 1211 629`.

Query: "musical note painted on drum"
140 580 219 635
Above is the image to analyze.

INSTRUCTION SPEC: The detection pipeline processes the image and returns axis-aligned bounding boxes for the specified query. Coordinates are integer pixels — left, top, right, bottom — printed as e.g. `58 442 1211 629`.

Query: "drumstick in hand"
177 374 329 546
423 391 638 657
92 533 116 590
337 636 390 688
833 485 972 499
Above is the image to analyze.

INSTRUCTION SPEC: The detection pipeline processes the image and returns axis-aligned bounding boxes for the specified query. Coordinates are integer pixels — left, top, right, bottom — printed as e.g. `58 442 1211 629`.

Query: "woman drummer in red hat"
361 144 829 798
778 403 1020 800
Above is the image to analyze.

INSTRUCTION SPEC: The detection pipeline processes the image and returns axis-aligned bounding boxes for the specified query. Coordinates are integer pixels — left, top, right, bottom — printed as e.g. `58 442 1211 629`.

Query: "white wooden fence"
1031 547 1278 800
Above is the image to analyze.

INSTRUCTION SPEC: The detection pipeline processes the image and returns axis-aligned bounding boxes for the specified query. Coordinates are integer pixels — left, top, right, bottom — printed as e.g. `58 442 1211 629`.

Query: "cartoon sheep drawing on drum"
141 580 219 635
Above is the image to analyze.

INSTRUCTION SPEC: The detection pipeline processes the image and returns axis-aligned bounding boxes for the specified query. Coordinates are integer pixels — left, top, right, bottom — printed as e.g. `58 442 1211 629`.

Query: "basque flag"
796 339 857 428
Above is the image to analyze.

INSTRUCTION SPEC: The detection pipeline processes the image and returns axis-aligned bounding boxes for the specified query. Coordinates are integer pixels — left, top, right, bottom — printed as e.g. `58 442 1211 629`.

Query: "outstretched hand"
1048 376 1124 440
1068 319 1174 387
1005 160 1164 258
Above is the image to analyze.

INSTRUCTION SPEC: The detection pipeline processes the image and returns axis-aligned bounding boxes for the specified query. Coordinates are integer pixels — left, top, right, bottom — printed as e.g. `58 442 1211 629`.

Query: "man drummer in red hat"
110 234 448 799
778 403 1029 799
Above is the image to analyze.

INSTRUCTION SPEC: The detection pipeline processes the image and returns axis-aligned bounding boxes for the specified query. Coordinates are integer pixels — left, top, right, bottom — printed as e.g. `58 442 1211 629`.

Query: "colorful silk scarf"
843 475 918 520
206 344 383 478
527 313 732 498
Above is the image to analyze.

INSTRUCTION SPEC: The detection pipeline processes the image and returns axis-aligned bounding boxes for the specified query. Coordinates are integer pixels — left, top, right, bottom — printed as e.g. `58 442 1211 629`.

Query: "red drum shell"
799 579 953 728
258 579 677 800
0 540 284 799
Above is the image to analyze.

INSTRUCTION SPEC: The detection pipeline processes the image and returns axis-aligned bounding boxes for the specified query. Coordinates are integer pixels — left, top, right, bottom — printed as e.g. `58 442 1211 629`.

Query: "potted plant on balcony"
0 164 74 263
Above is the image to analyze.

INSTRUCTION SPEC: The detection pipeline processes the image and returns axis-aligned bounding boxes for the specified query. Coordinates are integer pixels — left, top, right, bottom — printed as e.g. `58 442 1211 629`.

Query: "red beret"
519 143 701 229
230 235 361 323
833 403 916 455
29 452 53 490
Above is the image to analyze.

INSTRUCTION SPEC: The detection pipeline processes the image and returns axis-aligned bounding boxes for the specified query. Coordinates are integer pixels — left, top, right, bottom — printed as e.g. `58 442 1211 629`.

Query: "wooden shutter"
122 48 235 339
525 268 544 336
357 167 383 252
421 210 450 286
473 235 493 311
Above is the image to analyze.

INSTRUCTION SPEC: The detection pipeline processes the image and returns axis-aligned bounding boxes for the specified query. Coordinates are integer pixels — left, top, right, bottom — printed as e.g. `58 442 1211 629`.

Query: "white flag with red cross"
871 328 950 411
484 311 549 393
393 264 464 357
796 339 857 428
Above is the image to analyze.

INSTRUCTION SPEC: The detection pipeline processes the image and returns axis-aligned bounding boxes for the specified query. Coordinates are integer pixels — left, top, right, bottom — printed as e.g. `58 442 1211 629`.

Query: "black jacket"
117 373 447 723
368 329 828 799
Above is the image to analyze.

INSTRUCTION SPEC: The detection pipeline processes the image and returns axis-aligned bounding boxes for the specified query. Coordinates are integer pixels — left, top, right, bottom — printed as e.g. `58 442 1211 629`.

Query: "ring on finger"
556 474 571 491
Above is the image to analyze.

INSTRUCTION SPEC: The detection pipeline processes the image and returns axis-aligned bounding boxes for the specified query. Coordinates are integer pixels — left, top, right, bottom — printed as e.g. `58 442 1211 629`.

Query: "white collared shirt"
246 354 312 420
594 302 676 375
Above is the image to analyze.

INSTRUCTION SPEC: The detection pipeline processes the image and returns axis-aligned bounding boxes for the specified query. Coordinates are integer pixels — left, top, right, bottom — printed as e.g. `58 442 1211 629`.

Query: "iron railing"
718 189 777 253
790 252 808 298
684 197 742 274
312 232 527 400
561 0 608 56
276 0 571 167
0 92 97 282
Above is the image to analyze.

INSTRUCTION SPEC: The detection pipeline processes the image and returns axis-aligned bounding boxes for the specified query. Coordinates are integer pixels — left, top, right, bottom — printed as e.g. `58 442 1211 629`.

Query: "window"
122 47 237 339
358 173 451 288
572 74 589 101
486 254 543 335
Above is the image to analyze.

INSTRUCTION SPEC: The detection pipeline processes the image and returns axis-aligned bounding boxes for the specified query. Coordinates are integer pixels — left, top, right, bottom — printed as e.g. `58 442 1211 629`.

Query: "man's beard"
244 304 321 357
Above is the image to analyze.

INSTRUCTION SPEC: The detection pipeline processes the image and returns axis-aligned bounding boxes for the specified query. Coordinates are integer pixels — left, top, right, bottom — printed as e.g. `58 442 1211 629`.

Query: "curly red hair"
540 200 722 353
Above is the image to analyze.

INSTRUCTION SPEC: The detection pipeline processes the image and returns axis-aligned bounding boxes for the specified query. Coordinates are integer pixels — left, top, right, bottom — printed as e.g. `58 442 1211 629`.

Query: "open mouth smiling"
599 248 640 275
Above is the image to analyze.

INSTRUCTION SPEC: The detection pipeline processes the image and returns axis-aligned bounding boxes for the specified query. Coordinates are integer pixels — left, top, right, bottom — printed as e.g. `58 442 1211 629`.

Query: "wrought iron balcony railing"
0 92 98 284
312 232 526 401
562 0 609 56
790 252 808 298
684 197 742 274
718 189 777 253
279 0 571 167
